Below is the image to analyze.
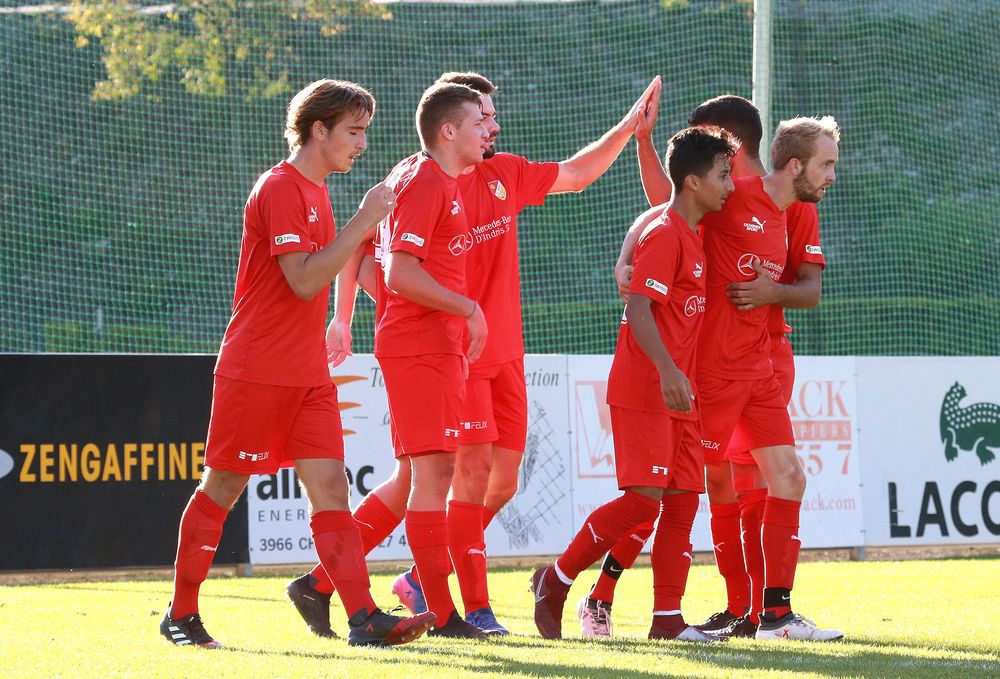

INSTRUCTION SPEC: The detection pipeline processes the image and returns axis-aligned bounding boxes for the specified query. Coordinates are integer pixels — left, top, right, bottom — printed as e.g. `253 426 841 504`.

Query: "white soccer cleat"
576 595 613 638
755 613 844 641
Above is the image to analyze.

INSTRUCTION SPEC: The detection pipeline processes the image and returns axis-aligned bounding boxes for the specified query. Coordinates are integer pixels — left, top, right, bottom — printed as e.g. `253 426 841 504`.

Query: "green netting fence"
1 0 997 355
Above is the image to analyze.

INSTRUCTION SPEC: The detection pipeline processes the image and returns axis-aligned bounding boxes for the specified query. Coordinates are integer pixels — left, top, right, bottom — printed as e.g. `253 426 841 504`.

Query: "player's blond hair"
771 116 840 170
284 79 375 151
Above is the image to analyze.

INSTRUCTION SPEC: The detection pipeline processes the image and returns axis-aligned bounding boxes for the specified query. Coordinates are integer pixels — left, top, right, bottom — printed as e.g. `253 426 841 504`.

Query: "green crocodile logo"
940 382 999 466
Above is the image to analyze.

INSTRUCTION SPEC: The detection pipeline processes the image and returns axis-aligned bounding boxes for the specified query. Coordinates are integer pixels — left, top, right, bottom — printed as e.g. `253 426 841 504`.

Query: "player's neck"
286 148 329 186
732 152 766 178
761 172 797 211
423 146 468 178
668 195 704 233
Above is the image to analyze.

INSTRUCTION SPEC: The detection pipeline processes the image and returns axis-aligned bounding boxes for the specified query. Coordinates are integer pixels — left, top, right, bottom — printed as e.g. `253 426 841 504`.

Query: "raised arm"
633 79 671 207
548 76 661 194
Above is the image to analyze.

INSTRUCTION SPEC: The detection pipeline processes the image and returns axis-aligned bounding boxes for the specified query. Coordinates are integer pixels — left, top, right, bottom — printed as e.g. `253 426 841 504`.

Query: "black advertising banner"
0 354 248 570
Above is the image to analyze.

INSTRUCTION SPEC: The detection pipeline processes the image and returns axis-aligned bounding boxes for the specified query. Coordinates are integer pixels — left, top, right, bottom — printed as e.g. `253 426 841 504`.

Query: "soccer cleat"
159 606 223 648
346 607 437 647
530 566 570 640
576 595 613 638
465 607 510 636
648 619 727 642
755 612 844 641
286 574 337 638
714 614 758 639
427 610 488 638
391 568 427 614
694 609 742 633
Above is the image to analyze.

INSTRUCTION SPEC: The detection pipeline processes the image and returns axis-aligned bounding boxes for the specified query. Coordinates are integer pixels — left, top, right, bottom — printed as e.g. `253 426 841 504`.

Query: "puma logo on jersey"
693 262 703 278
307 206 319 223
744 216 765 233
467 548 487 558
451 200 461 215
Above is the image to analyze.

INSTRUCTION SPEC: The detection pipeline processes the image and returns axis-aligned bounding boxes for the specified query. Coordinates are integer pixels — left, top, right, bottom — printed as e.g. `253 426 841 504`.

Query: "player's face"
453 101 489 167
480 94 500 159
321 111 371 174
698 154 736 212
794 135 839 203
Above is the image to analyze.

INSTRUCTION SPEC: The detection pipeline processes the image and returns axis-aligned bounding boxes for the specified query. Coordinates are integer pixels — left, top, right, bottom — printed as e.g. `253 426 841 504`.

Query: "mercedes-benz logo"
448 232 474 256
737 253 761 277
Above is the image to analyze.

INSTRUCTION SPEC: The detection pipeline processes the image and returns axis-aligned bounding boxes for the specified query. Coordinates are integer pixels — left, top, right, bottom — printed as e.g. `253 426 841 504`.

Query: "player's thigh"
610 406 677 492
696 373 753 467
458 364 500 446
491 359 528 452
741 375 794 450
380 354 465 455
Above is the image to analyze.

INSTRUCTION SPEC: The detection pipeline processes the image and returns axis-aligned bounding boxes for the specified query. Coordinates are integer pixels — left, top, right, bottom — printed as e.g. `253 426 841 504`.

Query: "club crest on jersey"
645 278 668 295
693 262 704 278
451 200 461 215
488 180 508 201
307 206 319 223
743 216 765 233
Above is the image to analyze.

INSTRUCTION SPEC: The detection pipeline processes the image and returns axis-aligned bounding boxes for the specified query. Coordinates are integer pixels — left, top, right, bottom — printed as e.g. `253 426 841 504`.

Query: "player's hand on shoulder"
326 317 353 367
659 364 694 413
615 263 633 303
357 181 397 228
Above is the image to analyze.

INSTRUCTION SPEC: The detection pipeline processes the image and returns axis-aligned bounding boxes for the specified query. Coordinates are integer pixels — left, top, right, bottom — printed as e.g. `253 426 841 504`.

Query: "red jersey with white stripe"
607 208 706 419
698 175 787 380
767 200 826 335
457 153 559 366
215 161 335 388
373 152 469 358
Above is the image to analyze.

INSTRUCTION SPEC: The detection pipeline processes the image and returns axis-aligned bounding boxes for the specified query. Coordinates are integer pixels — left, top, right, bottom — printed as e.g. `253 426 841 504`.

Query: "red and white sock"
738 488 768 624
171 490 226 618
761 496 802 621
405 510 456 624
310 510 376 620
448 500 489 614
590 517 655 604
709 502 749 616
651 492 699 612
555 491 660 582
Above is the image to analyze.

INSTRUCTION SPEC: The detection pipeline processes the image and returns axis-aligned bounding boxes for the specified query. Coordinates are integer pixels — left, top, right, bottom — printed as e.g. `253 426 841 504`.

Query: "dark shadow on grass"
56 583 283 604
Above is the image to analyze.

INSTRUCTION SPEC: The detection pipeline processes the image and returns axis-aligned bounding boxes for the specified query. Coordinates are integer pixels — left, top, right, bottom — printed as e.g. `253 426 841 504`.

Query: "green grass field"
2 558 998 678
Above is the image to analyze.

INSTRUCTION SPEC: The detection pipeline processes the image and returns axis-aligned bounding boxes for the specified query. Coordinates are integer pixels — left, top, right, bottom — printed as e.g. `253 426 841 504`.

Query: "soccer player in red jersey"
159 79 436 649
287 74 660 636
531 125 737 640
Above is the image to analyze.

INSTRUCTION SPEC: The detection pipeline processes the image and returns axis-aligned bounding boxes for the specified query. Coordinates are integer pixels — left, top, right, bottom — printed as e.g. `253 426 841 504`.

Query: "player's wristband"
465 301 478 319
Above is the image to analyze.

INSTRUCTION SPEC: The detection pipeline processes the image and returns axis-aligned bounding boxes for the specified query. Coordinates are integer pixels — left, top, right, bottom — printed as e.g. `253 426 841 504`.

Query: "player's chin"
482 147 497 160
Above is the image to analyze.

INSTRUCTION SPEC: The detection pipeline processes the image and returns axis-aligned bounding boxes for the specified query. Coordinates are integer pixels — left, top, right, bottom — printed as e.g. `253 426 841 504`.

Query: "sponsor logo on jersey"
743 216 766 233
451 200 461 215
693 262 704 278
400 232 425 247
737 252 783 279
805 244 823 255
307 206 319 223
684 295 706 317
238 450 270 462
448 232 474 256
462 420 489 430
488 180 508 201
645 278 668 295
700 439 720 451
444 428 460 438
651 465 670 475
274 233 301 245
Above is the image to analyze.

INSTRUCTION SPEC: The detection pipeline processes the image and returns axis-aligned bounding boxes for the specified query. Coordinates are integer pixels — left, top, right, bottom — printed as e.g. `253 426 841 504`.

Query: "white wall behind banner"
857 358 1000 547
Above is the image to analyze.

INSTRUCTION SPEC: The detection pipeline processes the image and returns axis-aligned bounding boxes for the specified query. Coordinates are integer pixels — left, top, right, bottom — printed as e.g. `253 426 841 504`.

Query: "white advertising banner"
857 358 1000 546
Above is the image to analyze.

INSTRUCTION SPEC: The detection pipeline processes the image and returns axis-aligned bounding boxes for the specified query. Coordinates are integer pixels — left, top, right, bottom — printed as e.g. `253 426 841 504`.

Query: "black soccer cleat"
694 609 742 633
347 607 437 647
160 606 223 649
715 614 758 639
427 610 488 639
286 574 338 638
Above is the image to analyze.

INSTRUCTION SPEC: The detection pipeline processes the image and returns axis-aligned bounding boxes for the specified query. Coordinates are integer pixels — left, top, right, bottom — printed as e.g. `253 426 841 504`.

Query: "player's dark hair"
284 79 375 151
415 82 483 148
437 71 497 96
688 95 762 159
666 126 738 193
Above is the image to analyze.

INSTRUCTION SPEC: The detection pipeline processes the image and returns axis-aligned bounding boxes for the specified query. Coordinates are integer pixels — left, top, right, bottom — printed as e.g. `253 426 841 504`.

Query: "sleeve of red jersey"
387 171 447 260
508 154 559 208
786 201 826 271
261 177 315 257
628 226 678 306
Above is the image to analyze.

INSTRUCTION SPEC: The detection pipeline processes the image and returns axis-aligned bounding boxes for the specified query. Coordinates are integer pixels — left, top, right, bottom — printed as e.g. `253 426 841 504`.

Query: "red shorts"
458 358 528 451
204 375 344 475
697 371 793 466
726 335 796 465
610 406 705 492
379 354 465 457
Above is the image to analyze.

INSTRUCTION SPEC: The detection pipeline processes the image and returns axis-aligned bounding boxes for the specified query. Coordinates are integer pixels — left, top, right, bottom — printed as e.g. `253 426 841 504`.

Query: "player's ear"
789 157 804 177
311 119 329 141
440 122 456 142
683 173 700 193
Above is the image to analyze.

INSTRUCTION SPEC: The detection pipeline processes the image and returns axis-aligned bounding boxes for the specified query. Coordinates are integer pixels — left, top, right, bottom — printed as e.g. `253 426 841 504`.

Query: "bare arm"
633 79 671 207
326 243 368 367
357 254 377 301
614 204 667 302
726 261 823 312
278 182 395 301
548 76 661 194
384 251 488 363
625 294 693 412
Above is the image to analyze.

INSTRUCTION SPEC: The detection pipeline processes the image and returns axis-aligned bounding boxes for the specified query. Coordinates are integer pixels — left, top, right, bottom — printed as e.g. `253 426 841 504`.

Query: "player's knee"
301 470 350 509
199 468 248 510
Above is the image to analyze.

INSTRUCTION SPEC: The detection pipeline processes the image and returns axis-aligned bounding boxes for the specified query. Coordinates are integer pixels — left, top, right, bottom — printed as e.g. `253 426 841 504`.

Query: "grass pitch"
2 558 998 678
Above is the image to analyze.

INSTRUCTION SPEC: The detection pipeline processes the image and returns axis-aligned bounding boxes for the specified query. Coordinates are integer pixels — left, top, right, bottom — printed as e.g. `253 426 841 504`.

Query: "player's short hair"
284 79 375 151
666 126 738 193
416 82 483 148
436 71 497 96
771 116 840 170
688 95 763 159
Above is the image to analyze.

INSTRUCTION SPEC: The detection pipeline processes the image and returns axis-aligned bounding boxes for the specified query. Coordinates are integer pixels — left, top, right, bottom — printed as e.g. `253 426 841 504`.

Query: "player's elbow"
288 280 321 301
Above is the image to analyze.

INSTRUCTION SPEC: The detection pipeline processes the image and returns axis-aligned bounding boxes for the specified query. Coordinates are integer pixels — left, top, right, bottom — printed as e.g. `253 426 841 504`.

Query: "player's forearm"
357 254 377 302
551 122 634 194
283 218 376 300
773 276 822 309
333 244 365 325
637 136 672 207
384 255 476 318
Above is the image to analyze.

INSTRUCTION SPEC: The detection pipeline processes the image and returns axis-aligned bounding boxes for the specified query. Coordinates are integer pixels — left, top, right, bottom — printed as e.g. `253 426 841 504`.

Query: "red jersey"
607 208 706 419
767 201 826 335
373 152 470 358
458 153 559 366
215 161 334 387
698 175 787 380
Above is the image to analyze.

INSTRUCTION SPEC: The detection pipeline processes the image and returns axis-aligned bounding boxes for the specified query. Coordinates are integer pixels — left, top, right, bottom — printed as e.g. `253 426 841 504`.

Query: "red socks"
310 511 376 619
761 496 802 621
405 510 456 624
651 492 699 612
482 506 498 530
738 488 768 623
171 490 227 618
590 517 655 604
709 502 750 616
555 491 660 582
447 500 490 613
